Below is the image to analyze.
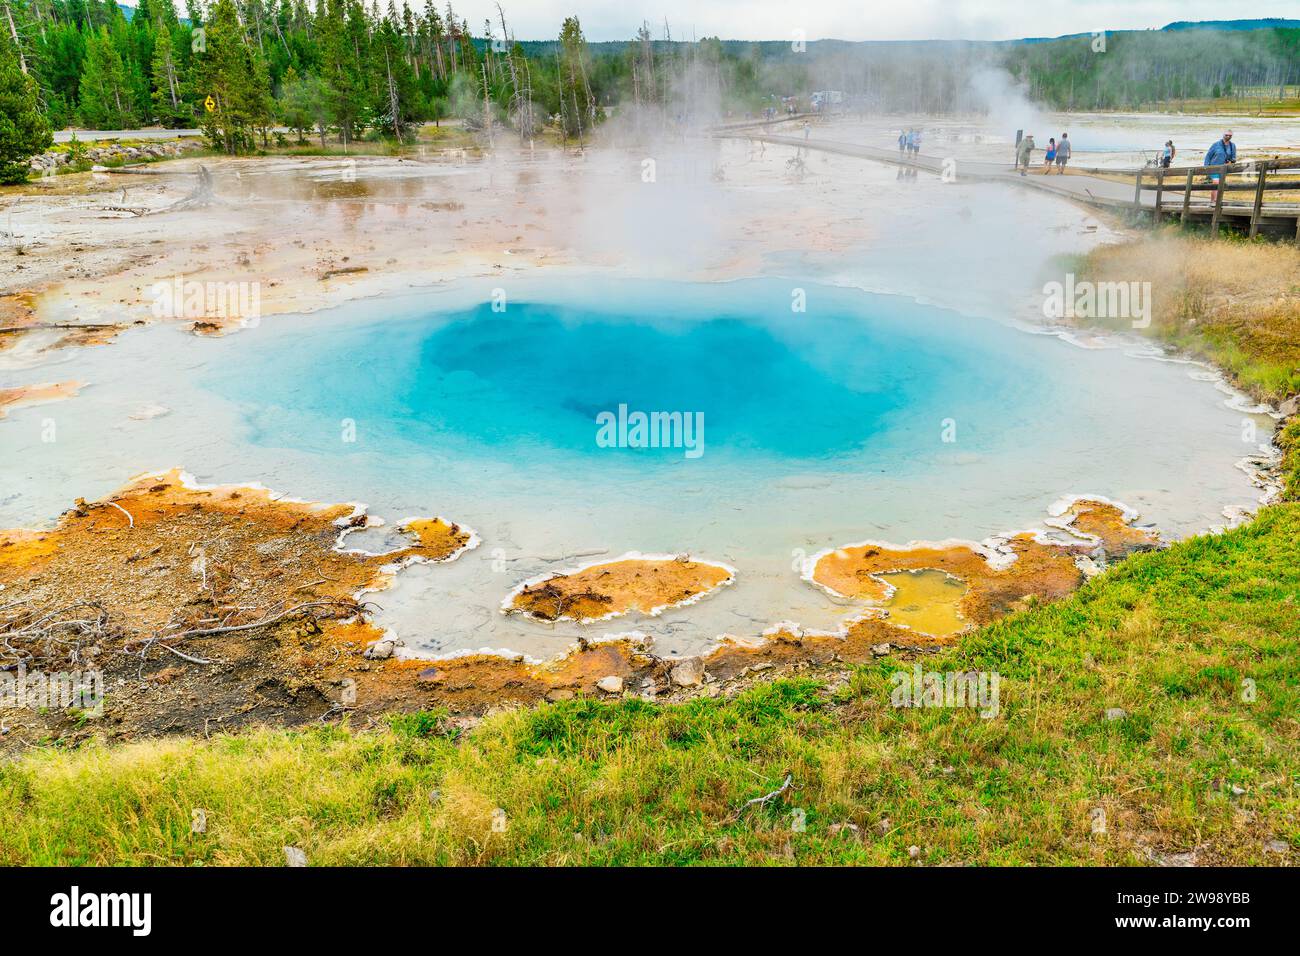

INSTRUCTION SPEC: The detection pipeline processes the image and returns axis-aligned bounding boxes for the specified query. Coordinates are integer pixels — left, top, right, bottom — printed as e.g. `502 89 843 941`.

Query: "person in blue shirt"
1203 130 1236 203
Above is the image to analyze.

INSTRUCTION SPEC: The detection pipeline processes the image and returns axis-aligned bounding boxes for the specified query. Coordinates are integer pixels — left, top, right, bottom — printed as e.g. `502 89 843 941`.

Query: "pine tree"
278 64 313 143
251 51 274 146
78 25 136 128
557 16 594 140
371 15 415 139
150 27 191 127
2 0 33 77
39 22 88 114
196 0 271 153
155 0 181 31
0 23 53 184
318 0 368 144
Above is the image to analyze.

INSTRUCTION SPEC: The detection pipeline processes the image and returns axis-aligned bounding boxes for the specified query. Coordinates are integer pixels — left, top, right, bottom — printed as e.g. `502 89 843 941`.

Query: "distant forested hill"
3 2 1298 146
1004 26 1300 110
520 20 1300 113
1163 18 1300 31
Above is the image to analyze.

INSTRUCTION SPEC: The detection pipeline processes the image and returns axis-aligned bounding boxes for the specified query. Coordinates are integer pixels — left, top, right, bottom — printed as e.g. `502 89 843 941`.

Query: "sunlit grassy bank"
2 504 1296 866
1076 228 1300 493
1075 229 1300 401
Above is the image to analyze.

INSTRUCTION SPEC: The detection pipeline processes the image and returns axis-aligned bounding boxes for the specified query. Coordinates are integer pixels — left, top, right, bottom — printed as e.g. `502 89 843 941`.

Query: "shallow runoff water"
2 275 1274 658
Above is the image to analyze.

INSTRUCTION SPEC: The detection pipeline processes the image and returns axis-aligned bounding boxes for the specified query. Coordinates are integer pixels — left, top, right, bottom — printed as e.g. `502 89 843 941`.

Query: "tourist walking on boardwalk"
1016 134 1035 175
1162 141 1176 168
1043 137 1057 171
1204 130 1236 203
899 130 907 155
911 128 922 156
1054 133 1071 173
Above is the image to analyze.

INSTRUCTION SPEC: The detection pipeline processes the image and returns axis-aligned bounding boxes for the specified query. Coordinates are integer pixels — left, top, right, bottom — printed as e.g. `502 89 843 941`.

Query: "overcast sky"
467 2 1299 42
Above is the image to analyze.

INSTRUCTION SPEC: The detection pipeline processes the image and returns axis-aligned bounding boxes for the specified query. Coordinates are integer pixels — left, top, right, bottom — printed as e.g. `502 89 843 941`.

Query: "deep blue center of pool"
203 281 1053 469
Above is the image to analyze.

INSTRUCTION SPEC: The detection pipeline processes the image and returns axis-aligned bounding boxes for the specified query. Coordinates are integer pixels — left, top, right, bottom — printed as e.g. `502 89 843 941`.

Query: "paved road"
53 128 204 143
52 119 461 143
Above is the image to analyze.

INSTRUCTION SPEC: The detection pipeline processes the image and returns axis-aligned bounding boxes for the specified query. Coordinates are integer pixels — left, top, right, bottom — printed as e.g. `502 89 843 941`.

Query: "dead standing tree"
557 16 596 144
496 4 537 145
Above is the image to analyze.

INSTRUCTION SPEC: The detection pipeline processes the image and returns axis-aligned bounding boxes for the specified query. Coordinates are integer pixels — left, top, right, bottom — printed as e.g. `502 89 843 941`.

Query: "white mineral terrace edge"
799 497 1138 601
499 552 739 624
3 155 1286 664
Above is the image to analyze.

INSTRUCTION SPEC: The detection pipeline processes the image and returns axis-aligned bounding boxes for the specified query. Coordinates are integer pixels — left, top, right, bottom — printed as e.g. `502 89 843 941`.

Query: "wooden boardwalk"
721 128 1300 242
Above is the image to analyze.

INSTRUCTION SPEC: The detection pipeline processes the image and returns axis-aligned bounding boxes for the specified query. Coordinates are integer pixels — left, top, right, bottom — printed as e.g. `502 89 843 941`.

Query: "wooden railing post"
1210 166 1226 238
1249 161 1269 239
1134 168 1144 210
1154 167 1165 223
1180 168 1193 224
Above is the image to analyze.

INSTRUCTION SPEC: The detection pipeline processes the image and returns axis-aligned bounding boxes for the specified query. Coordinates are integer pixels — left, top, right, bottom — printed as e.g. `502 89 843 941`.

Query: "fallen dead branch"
105 501 134 528
742 773 793 811
152 165 213 215
515 581 614 621
0 324 124 335
95 205 148 217
0 600 113 669
170 599 364 641
2 593 370 677
155 643 212 665
91 165 168 176
724 773 795 824
318 266 369 281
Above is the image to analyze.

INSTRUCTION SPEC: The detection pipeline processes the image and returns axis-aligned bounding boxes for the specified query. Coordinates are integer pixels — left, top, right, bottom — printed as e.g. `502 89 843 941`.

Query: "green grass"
1279 417 1300 498
1073 229 1300 404
1164 321 1300 400
3 505 1297 866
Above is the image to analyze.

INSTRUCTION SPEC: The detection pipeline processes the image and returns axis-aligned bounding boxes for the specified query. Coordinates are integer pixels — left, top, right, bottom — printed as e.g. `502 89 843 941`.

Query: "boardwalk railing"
719 125 1300 243
1133 158 1300 240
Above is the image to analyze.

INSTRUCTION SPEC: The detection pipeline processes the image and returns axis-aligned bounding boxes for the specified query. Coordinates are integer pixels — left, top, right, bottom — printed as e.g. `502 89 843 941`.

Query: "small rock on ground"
669 657 705 687
596 675 624 694
364 639 397 660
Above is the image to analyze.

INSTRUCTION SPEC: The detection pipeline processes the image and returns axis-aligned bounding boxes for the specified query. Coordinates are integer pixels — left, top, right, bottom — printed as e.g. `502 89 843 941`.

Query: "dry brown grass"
1080 230 1300 400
